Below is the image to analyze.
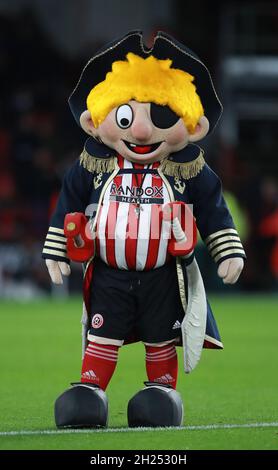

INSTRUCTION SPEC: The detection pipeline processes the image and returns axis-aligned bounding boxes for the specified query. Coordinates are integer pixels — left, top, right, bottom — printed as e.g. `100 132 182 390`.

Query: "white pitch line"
0 422 278 437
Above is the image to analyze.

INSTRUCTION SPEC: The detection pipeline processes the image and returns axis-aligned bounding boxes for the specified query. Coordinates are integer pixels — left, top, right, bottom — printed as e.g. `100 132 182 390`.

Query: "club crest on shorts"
92 314 104 329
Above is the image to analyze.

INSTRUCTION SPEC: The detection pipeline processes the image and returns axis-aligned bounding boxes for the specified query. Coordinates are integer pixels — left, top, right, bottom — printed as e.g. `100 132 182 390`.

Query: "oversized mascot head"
69 31 222 164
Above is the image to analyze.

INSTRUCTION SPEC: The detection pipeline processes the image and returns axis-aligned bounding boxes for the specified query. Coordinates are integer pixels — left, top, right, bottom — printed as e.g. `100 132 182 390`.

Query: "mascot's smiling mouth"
123 140 163 154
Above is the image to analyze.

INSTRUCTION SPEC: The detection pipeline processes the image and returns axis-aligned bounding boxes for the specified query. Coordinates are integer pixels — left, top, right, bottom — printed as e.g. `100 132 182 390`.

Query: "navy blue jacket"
42 138 246 349
42 138 246 267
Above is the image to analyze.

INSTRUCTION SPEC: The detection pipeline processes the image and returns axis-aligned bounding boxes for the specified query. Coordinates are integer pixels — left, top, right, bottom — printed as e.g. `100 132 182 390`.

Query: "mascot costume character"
42 31 246 428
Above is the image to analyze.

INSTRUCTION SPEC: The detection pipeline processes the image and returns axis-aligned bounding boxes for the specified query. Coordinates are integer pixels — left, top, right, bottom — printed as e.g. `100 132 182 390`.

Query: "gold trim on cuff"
207 235 240 250
205 228 238 244
44 241 66 250
42 248 67 257
214 248 246 263
46 234 67 242
49 226 65 235
210 241 243 257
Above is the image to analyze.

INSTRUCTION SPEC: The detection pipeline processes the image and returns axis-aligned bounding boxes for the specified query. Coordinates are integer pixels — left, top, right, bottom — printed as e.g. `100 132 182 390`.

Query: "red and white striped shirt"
96 155 171 270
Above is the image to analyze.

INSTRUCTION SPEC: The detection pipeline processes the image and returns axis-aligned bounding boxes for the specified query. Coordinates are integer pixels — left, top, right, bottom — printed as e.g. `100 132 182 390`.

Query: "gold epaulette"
80 148 205 179
159 150 205 180
80 149 116 173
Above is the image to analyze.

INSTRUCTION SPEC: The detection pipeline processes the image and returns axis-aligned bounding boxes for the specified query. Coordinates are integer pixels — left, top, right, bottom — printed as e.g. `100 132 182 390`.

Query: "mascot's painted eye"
150 103 179 129
116 104 133 128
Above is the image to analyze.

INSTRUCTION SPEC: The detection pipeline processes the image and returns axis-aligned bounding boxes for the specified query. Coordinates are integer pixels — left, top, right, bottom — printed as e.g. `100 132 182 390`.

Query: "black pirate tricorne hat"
69 30 223 134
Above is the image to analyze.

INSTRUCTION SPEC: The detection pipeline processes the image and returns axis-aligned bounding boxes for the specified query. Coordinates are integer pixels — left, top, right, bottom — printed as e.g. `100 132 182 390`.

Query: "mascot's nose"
130 108 153 141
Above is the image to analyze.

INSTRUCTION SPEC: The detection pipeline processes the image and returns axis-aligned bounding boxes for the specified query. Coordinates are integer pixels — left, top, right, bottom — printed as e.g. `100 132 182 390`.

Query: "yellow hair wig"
87 53 204 134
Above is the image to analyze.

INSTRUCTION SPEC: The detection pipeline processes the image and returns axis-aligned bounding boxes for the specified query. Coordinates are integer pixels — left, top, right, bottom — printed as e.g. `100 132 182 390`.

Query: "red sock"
81 342 119 391
145 344 178 389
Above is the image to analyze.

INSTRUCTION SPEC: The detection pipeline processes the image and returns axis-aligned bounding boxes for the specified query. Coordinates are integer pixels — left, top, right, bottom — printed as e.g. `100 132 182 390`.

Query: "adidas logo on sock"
172 320 181 330
154 373 174 384
82 370 98 381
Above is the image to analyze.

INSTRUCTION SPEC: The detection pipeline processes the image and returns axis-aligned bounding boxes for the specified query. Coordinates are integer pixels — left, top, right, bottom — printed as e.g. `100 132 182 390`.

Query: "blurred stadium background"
0 0 278 300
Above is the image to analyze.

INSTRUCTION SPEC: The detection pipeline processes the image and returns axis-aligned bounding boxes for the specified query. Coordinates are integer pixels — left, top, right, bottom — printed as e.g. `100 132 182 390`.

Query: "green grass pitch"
0 295 277 450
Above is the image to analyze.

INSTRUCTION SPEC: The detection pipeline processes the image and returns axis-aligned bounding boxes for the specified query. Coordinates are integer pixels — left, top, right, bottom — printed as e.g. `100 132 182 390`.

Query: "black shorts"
88 258 185 344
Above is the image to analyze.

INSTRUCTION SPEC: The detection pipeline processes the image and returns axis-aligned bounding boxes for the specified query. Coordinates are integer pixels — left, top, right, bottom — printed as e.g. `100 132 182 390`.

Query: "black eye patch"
150 103 180 129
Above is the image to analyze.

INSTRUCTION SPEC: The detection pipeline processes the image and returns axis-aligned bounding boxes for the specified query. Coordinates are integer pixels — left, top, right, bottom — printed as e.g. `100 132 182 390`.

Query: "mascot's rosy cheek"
97 112 120 143
166 121 188 146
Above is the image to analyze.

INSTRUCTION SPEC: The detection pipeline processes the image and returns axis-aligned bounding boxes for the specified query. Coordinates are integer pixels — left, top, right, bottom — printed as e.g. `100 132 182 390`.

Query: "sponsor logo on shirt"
110 184 164 204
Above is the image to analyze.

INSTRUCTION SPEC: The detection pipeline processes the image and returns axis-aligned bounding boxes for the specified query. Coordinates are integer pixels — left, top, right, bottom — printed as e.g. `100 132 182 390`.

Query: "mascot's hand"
45 259 71 285
217 257 244 285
